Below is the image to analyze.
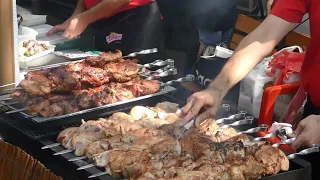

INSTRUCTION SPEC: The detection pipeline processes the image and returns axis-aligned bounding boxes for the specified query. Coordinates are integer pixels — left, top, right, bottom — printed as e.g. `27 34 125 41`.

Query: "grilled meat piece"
71 131 107 156
85 49 122 67
106 60 139 82
254 145 289 175
20 75 52 96
26 97 50 116
155 101 180 114
85 139 110 159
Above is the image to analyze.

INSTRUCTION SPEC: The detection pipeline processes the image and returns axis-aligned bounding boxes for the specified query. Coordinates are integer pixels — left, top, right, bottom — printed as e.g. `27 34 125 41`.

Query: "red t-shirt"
270 0 320 109
84 0 154 13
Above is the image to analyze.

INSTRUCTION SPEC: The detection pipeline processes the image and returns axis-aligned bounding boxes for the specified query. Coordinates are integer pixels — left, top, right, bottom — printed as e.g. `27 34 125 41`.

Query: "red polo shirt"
84 0 154 13
270 0 320 109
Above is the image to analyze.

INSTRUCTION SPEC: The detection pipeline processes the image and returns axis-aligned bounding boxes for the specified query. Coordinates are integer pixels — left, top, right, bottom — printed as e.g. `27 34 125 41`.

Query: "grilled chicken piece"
109 112 134 122
226 155 266 180
155 102 180 114
197 119 221 136
130 106 157 121
56 127 80 149
71 131 107 156
84 139 110 159
93 149 151 179
254 145 289 175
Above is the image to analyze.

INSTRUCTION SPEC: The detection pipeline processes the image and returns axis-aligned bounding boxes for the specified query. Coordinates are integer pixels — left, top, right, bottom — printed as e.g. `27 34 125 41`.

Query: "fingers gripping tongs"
161 116 197 159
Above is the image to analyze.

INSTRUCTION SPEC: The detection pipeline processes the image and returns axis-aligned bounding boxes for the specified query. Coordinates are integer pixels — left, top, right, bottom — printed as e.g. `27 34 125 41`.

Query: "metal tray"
0 93 183 140
3 85 176 124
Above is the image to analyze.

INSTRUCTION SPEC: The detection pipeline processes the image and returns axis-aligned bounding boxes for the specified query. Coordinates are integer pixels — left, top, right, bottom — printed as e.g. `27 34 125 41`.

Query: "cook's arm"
81 0 130 24
208 15 296 97
72 0 87 16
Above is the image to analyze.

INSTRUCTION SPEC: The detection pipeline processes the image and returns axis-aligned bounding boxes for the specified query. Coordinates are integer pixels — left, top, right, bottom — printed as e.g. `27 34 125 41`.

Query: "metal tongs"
287 144 320 160
161 116 197 159
238 124 268 135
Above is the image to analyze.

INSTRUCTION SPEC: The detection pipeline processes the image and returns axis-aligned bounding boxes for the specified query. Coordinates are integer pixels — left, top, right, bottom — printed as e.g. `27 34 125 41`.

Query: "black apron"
301 97 320 180
89 2 165 64
193 56 240 104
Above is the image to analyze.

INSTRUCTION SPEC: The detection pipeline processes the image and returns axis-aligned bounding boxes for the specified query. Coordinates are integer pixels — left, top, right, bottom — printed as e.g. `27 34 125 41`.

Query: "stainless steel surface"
122 48 158 58
287 144 320 160
221 116 254 128
41 143 61 149
53 149 74 155
215 112 247 124
238 124 268 135
272 138 296 148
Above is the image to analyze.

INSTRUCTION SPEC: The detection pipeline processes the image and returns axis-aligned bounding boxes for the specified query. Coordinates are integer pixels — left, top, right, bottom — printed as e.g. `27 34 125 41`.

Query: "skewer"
41 143 61 149
77 163 95 170
252 128 287 141
88 172 109 179
0 97 12 101
220 116 254 129
53 149 74 155
68 156 87 162
146 68 177 80
160 74 194 86
5 107 27 114
216 113 247 124
287 144 320 160
237 124 268 135
272 138 296 148
4 87 23 92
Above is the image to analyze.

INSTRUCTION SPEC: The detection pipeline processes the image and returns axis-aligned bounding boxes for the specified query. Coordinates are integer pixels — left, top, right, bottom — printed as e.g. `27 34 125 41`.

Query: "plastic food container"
17 5 47 27
32 24 53 38
19 43 56 68
18 26 38 44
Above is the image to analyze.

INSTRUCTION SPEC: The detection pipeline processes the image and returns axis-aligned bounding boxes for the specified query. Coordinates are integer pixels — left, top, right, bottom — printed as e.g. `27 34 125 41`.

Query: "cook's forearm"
81 0 130 24
208 15 295 96
208 33 274 96
72 0 86 16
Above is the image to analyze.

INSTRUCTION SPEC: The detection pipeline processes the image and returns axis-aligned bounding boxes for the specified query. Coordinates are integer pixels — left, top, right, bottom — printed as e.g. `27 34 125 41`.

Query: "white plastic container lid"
31 24 53 38
37 32 71 45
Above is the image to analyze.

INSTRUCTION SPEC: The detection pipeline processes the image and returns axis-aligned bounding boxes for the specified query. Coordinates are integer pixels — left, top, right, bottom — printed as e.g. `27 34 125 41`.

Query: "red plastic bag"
266 51 305 85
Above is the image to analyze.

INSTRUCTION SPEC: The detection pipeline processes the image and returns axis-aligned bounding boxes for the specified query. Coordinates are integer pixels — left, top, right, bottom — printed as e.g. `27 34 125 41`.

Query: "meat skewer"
6 79 161 117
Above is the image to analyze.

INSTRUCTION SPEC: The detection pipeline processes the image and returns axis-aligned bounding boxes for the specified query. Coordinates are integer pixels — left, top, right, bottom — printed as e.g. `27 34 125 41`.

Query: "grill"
0 91 312 180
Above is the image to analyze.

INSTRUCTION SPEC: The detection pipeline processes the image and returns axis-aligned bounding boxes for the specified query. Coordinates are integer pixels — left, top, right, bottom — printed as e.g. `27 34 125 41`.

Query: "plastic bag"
238 46 304 118
238 57 274 118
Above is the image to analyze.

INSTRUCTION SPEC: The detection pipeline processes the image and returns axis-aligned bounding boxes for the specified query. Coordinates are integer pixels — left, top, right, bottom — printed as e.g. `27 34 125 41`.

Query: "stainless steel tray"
3 85 176 124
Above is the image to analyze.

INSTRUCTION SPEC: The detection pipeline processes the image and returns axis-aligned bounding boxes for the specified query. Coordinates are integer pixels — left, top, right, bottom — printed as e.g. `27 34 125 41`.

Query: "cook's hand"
291 115 320 150
47 14 89 39
181 88 223 127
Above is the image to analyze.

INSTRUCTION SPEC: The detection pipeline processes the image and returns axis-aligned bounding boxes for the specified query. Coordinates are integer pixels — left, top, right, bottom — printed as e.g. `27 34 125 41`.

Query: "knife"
161 116 197 159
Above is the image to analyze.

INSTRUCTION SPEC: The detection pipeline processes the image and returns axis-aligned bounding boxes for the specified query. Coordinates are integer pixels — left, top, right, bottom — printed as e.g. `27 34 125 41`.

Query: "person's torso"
84 0 154 13
300 0 320 108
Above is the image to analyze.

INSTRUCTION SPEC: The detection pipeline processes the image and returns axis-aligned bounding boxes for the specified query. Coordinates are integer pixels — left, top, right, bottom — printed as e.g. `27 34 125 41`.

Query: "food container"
17 5 47 27
32 24 53 38
19 43 56 68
